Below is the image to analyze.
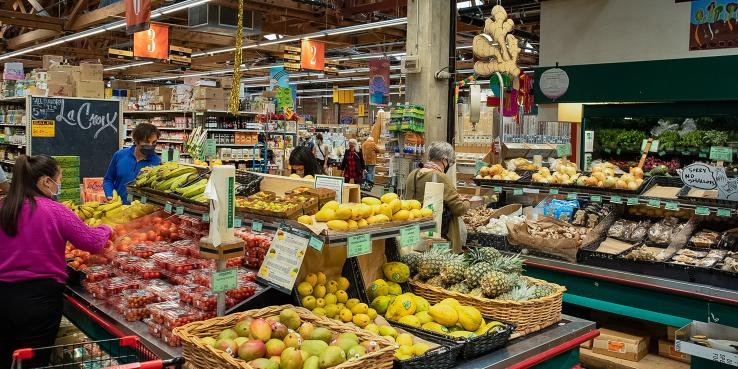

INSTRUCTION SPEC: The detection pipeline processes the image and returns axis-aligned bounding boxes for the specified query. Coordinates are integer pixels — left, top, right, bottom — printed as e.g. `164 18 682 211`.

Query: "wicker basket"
174 305 397 369
409 277 565 335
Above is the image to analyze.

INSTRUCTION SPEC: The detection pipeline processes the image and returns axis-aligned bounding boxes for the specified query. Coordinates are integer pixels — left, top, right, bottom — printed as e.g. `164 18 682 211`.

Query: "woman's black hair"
289 146 319 176
131 123 160 144
0 155 59 236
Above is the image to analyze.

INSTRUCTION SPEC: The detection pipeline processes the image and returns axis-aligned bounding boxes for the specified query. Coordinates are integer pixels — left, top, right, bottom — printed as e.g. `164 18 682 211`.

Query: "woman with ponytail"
0 155 111 368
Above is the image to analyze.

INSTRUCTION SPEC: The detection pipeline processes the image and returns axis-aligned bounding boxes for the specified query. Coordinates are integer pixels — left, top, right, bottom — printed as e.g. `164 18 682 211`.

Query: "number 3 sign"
301 40 325 71
134 23 169 60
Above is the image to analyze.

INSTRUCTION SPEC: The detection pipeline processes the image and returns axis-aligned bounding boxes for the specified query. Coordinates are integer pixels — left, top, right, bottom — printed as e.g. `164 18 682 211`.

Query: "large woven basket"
174 304 397 369
409 277 565 335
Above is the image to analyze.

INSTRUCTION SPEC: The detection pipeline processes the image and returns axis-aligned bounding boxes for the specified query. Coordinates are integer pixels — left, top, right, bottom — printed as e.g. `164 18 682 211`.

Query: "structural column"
405 0 452 146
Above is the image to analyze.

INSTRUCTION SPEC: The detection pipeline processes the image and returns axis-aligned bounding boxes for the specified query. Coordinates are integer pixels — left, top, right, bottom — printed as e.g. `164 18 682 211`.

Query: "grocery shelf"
0 142 25 148
214 143 263 147
124 110 193 114
479 181 737 214
517 253 738 329
0 123 25 127
125 127 192 131
455 316 597 369
205 110 262 115
0 97 25 103
205 128 262 132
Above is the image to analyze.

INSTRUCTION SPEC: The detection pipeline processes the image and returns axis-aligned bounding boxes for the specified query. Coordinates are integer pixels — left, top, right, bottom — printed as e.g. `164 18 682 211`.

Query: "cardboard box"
47 70 70 84
47 83 74 97
192 86 225 100
76 80 104 98
658 340 690 364
581 339 594 349
110 80 136 89
80 63 103 81
220 76 233 88
581 348 689 369
667 326 678 341
592 328 650 362
43 55 64 70
50 65 81 82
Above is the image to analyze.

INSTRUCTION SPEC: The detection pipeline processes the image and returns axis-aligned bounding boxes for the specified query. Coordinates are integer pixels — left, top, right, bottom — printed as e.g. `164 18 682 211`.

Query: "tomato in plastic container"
135 261 163 279
193 291 236 311
129 244 158 258
165 256 196 274
116 255 146 273
161 269 195 285
172 239 198 257
238 268 257 283
160 307 198 329
120 289 157 308
144 318 162 338
123 307 149 322
81 265 115 283
226 281 258 301
191 258 214 270
161 327 181 347
100 276 138 299
147 301 180 324
175 284 208 305
192 307 216 321
190 269 213 288
226 257 243 268
142 281 179 302
150 252 178 269
82 280 105 299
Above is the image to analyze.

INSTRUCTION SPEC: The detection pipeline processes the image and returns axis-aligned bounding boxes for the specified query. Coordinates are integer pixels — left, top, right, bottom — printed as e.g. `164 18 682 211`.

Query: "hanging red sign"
125 0 151 35
301 39 325 71
134 23 169 60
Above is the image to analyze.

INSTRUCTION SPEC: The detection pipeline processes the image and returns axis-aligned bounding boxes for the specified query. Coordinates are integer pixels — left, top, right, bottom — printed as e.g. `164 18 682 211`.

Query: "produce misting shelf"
514 253 738 329
477 182 737 214
62 283 290 361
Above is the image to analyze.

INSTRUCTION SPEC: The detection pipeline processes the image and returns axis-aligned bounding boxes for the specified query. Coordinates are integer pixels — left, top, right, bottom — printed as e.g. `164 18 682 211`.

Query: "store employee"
103 123 161 204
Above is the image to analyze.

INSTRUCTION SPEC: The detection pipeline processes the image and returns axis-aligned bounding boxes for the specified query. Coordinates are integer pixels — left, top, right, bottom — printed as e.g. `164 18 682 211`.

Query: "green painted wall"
534 55 738 104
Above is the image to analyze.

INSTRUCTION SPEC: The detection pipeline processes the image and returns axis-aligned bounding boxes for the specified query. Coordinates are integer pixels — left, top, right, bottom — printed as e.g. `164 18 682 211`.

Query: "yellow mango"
321 201 340 211
362 197 381 206
335 205 352 220
326 220 349 231
400 200 411 211
380 193 399 204
347 219 359 230
408 199 422 210
389 199 402 213
315 209 336 222
392 209 411 221
428 304 458 326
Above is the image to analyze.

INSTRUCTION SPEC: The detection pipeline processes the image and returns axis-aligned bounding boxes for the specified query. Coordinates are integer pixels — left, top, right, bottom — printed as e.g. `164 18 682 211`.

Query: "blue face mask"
50 179 61 197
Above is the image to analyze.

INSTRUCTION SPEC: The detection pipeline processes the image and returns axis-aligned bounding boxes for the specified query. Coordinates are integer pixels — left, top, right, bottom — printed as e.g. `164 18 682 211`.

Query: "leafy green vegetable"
616 130 647 148
703 130 729 146
656 131 680 151
680 130 704 148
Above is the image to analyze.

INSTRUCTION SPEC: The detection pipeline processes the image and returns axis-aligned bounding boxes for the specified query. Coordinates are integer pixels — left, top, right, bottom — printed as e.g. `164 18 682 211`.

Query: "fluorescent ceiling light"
105 61 153 72
0 0 212 62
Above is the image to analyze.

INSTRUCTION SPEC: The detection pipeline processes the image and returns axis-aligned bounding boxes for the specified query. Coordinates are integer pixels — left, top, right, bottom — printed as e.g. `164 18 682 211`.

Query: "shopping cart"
12 336 183 369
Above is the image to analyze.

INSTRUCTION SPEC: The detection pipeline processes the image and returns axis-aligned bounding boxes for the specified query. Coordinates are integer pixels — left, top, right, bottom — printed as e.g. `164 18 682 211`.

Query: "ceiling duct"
188 3 257 36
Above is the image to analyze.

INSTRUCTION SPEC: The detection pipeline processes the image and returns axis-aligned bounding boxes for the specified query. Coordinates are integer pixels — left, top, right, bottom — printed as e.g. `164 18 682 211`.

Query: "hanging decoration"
228 0 244 115
453 75 477 104
472 5 521 78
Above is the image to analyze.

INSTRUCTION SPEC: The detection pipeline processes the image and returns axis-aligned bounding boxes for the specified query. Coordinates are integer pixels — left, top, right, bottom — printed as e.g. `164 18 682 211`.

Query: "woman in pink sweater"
0 155 111 368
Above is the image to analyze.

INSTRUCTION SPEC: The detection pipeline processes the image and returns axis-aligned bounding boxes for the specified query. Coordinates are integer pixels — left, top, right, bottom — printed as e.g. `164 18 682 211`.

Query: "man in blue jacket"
103 123 161 204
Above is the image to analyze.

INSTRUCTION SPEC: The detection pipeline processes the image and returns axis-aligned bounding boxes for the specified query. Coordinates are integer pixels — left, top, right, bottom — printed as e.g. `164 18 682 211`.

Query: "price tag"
252 220 263 232
201 213 210 222
647 199 660 208
513 188 523 196
126 194 133 203
175 206 184 215
556 144 571 157
567 193 578 200
695 207 710 216
164 202 173 213
640 139 660 153
658 151 666 156
717 208 732 217
549 188 559 195
682 150 691 156
710 146 733 162
610 195 622 204
590 195 602 203
616 148 621 155
699 152 707 158
664 202 679 211
627 197 639 205
604 148 611 154
347 234 371 257
309 236 324 252
234 218 242 228
432 243 451 252
493 186 502 193
475 159 486 173
399 224 421 248
212 268 238 293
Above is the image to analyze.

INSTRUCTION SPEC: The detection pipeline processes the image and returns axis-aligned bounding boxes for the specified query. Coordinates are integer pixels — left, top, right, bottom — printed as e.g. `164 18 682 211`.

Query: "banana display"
62 190 157 226
131 163 209 203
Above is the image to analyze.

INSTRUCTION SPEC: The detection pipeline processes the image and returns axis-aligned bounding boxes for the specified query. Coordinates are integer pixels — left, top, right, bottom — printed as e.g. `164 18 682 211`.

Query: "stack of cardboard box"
192 86 227 111
45 56 104 98
53 156 81 204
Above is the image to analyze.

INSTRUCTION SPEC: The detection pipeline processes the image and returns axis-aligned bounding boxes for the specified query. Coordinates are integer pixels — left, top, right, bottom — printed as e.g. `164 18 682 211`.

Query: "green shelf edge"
563 293 691 328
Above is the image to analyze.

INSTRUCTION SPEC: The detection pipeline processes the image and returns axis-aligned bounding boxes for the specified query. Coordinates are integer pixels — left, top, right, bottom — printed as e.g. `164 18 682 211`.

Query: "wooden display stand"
198 238 245 260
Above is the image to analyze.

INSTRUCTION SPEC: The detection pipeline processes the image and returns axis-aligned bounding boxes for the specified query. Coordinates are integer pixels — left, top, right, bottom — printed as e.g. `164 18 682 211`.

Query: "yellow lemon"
413 343 430 356
396 333 413 347
420 208 433 217
367 308 378 320
362 197 381 206
408 200 422 210
389 199 402 213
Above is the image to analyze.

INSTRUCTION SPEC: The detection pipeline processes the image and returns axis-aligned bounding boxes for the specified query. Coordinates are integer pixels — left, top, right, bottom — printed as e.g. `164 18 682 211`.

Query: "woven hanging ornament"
228 0 244 115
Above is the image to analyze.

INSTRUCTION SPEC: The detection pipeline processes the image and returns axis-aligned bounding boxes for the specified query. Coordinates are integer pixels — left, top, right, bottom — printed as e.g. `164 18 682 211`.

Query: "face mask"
49 179 61 197
140 145 156 156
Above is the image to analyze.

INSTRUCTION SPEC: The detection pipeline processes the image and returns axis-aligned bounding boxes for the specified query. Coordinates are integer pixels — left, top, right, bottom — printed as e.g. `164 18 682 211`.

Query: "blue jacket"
103 146 160 204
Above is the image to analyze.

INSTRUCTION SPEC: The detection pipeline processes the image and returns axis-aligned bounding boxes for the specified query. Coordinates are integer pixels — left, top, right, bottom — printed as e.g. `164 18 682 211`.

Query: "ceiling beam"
341 0 406 16
0 9 63 30
169 29 235 46
7 28 57 49
64 0 86 29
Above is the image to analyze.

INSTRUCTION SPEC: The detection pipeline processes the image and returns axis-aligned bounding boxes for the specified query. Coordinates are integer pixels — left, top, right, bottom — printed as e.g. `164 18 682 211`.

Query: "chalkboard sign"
28 96 122 179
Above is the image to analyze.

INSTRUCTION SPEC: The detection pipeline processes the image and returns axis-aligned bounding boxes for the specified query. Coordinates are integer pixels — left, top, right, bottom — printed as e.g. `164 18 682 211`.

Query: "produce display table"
64 283 596 369
519 254 738 328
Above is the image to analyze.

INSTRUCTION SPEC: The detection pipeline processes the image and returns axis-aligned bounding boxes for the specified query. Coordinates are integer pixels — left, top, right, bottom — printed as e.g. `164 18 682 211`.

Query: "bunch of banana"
133 163 199 189
174 177 208 202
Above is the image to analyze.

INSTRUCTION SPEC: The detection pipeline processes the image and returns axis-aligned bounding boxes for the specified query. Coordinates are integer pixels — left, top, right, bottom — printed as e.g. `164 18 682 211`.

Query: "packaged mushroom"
719 252 738 273
689 230 721 249
670 248 727 268
623 245 668 262
607 219 651 242
646 217 686 246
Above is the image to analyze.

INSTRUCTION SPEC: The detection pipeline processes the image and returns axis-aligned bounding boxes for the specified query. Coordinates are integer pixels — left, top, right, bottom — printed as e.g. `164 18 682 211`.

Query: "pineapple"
490 253 524 274
448 282 470 294
400 252 421 275
469 287 484 297
477 247 502 262
425 275 445 288
463 261 495 288
532 283 558 299
497 281 537 301
440 254 466 285
416 250 447 280
480 271 517 298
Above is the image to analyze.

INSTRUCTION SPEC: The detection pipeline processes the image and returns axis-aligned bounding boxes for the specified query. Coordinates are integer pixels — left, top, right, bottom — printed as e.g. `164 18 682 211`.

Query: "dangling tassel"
228 0 244 115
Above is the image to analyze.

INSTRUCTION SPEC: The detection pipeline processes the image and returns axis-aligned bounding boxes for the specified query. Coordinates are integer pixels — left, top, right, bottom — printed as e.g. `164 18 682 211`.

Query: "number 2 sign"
134 23 169 60
301 40 325 71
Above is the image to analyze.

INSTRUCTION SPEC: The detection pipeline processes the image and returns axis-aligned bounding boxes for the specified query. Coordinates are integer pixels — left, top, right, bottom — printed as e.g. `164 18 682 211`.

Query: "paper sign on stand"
315 175 344 203
202 165 237 246
679 163 738 200
258 225 311 294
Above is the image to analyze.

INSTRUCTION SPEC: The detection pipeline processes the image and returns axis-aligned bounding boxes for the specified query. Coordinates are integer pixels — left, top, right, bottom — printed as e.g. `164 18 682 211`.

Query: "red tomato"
152 217 163 225
169 232 179 240
155 236 163 242
146 231 156 241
